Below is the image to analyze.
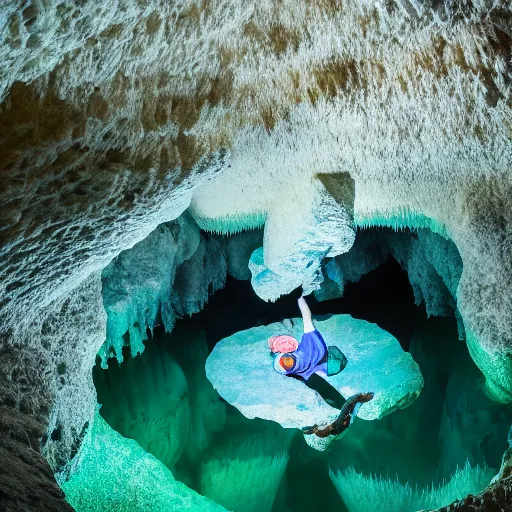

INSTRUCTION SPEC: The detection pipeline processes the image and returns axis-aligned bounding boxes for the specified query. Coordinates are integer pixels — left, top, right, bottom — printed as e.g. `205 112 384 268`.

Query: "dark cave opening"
186 258 425 511
168 256 423 355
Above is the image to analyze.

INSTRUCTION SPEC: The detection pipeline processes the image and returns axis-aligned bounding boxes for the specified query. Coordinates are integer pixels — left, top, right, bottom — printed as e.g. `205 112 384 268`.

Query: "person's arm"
298 296 315 333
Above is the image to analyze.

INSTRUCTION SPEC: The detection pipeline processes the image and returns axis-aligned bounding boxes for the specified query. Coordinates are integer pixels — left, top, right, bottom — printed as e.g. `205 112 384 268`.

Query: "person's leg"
301 392 374 438
304 373 346 409
329 392 374 434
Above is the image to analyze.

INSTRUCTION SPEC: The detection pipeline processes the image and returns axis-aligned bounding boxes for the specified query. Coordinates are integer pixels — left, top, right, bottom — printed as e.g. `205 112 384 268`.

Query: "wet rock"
61 411 227 512
206 314 424 450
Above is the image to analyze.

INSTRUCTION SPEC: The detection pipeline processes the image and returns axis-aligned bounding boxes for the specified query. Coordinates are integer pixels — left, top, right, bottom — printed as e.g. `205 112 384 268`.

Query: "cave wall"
0 344 73 511
90 227 511 511
2 1 511 327
0 1 511 510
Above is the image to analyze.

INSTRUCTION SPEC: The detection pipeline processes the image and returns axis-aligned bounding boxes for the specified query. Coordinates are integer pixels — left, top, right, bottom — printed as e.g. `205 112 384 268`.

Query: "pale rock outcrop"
100 212 227 365
206 314 424 450
100 213 200 363
197 173 356 301
61 411 227 512
8 271 108 476
248 247 304 301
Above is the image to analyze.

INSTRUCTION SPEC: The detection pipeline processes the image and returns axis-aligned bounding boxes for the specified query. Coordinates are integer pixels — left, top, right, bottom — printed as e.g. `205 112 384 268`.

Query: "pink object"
268 335 299 354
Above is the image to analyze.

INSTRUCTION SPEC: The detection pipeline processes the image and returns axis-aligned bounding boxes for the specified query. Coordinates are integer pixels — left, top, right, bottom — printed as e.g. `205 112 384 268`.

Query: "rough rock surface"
100 213 201 363
206 314 424 450
247 178 355 301
100 212 227 365
0 0 511 507
431 475 512 512
61 411 227 512
172 234 227 318
254 179 356 299
249 247 305 302
0 358 72 512
315 229 461 316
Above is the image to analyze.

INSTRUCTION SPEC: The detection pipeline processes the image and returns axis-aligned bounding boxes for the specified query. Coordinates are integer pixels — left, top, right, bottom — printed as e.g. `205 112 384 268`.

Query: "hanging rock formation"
100 212 227 365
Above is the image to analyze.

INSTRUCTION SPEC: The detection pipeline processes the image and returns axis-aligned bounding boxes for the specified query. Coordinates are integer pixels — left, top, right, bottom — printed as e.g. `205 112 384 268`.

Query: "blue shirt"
284 330 328 380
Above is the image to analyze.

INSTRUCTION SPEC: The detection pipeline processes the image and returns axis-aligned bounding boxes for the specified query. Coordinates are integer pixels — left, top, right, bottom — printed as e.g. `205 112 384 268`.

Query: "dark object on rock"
432 475 512 512
302 392 374 438
326 345 348 376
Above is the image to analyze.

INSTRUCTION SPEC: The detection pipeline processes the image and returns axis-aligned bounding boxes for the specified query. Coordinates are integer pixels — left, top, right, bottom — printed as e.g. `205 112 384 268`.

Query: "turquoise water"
81 260 512 511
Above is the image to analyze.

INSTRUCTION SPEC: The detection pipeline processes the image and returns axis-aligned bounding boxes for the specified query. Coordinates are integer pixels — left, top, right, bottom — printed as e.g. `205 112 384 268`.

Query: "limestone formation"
95 344 192 471
432 474 512 512
0 0 511 509
206 314 424 449
61 411 227 512
100 211 228 365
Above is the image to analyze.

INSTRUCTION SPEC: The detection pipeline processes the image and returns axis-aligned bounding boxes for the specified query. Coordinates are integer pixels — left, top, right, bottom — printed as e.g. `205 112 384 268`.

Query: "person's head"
273 352 296 374
268 334 299 354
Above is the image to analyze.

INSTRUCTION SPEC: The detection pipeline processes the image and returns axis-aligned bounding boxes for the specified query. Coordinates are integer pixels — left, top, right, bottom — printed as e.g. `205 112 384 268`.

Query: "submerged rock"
206 314 424 450
199 420 291 512
61 411 227 512
95 328 227 476
94 343 192 471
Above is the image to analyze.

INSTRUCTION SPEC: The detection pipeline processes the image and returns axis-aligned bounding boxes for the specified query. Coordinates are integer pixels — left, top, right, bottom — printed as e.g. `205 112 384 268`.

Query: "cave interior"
66 225 512 512
1 2 511 511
